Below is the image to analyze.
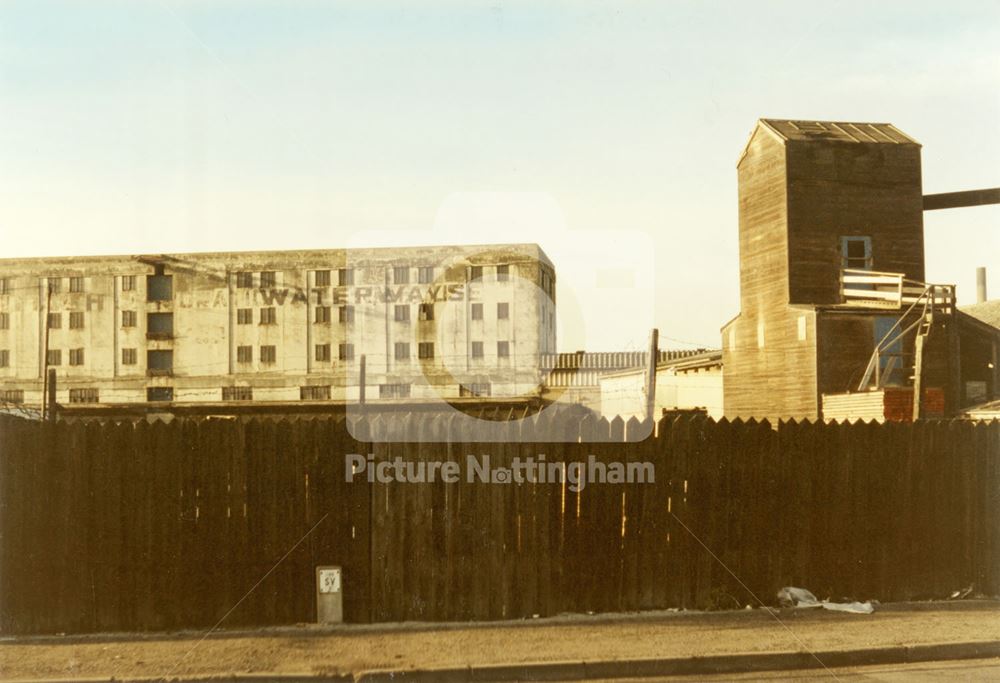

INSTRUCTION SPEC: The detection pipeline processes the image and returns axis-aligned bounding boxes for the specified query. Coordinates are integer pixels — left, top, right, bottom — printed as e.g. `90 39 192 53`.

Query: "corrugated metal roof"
760 119 919 145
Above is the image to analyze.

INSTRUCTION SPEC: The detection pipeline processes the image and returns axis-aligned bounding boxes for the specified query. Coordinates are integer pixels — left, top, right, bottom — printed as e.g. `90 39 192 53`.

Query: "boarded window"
69 277 85 293
47 278 61 293
147 274 172 301
260 307 276 324
48 313 62 329
418 342 434 359
460 383 491 397
469 265 483 281
237 308 252 324
339 305 354 323
0 389 23 402
47 350 61 366
222 386 253 401
394 342 410 360
237 345 253 363
147 312 173 338
0 312 9 330
315 343 331 362
260 271 276 288
121 275 136 291
122 348 137 365
379 383 411 399
301 385 331 400
260 345 277 363
147 386 173 402
0 278 8 294
0 350 8 367
69 312 84 329
497 302 509 320
69 348 85 366
314 270 331 286
496 264 510 282
122 310 137 327
394 305 410 322
315 306 331 323
497 341 510 358
393 266 409 284
338 268 354 286
419 303 434 321
69 388 99 403
418 266 434 284
471 341 484 358
236 272 253 288
339 343 354 361
471 303 483 320
147 349 173 374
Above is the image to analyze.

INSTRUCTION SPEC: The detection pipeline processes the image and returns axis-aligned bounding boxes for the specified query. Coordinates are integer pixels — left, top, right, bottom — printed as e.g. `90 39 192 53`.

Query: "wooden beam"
923 188 1000 211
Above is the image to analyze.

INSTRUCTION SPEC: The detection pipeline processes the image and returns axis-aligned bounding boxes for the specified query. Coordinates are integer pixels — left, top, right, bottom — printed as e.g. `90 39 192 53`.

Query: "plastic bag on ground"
777 586 874 614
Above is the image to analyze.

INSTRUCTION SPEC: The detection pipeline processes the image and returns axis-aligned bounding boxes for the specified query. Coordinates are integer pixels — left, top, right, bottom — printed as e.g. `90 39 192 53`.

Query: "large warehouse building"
0 243 556 408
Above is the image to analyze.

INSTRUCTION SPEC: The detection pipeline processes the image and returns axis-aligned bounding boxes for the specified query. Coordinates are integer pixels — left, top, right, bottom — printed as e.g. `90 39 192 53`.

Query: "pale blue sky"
1 1 998 350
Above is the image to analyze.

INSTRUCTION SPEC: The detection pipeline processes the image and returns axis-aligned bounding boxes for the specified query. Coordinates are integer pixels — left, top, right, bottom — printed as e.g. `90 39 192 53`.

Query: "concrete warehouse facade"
0 244 557 407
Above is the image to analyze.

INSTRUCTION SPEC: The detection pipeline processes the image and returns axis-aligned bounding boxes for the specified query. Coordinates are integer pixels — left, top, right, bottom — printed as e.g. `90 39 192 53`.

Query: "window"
69 348 85 366
338 268 354 286
301 385 331 400
0 278 7 294
236 272 254 288
69 277 84 293
121 275 135 291
469 265 483 281
471 303 483 321
497 302 509 320
315 306 331 323
147 350 173 375
237 345 253 363
47 350 62 366
471 341 484 359
314 270 331 286
147 312 173 339
260 307 276 325
380 383 411 399
497 341 510 358
339 305 355 323
419 303 434 321
339 343 354 361
394 342 410 360
393 266 409 284
315 343 331 362
69 312 84 329
460 383 491 398
418 266 434 284
394 304 410 322
260 345 277 363
260 271 276 288
841 236 872 271
69 388 99 403
237 308 253 325
122 348 137 365
147 387 174 402
418 342 434 359
0 389 23 403
496 264 510 282
147 274 172 301
0 312 8 330
48 313 62 329
48 277 61 293
222 386 253 401
122 310 137 327
0 350 8 367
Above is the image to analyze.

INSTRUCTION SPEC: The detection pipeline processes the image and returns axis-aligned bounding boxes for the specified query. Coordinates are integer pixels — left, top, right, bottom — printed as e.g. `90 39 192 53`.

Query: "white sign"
319 568 341 594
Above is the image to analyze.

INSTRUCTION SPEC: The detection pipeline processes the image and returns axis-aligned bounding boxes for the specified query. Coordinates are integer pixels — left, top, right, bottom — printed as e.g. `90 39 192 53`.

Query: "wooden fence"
0 413 997 635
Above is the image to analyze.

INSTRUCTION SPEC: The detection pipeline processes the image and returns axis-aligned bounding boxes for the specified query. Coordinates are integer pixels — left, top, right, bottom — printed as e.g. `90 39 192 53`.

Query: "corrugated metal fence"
0 413 997 635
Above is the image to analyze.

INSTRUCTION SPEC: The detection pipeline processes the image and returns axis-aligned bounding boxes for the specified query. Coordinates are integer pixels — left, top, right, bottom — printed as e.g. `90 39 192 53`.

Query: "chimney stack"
976 266 987 304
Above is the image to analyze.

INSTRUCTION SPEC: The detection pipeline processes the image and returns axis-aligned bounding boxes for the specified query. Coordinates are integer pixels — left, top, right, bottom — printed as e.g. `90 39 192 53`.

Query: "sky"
1 0 998 352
